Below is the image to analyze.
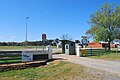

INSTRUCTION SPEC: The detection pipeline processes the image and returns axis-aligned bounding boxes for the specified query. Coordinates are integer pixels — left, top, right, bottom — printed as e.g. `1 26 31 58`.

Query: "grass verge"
0 46 57 50
0 59 21 63
89 52 120 60
0 61 99 80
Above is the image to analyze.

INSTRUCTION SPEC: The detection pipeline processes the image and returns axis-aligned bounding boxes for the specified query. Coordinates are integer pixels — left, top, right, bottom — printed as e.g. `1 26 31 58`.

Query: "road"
53 54 120 75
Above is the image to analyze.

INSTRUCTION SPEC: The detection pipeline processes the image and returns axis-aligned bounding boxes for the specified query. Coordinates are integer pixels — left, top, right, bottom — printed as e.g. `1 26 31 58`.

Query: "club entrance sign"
22 51 33 62
42 34 47 45
42 34 46 41
22 50 53 62
22 44 53 62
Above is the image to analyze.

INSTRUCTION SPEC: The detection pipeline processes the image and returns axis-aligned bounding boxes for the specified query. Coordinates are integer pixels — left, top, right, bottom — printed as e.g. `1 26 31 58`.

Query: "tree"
75 40 80 44
55 38 59 43
55 38 60 48
60 34 73 40
86 3 120 51
48 39 54 45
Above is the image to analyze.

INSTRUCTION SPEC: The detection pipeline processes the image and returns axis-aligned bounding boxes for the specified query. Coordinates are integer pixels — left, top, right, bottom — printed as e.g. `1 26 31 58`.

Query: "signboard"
42 34 46 41
81 49 87 54
42 40 46 45
22 51 33 62
81 39 88 45
81 35 88 45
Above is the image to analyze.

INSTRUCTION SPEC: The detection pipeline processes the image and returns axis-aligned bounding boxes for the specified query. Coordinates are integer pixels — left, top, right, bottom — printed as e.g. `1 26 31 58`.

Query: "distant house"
113 39 120 45
88 42 116 48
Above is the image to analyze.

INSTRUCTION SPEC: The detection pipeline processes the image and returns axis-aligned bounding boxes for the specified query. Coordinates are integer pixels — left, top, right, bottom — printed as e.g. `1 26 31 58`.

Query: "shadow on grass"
46 58 67 63
0 57 67 72
53 52 64 55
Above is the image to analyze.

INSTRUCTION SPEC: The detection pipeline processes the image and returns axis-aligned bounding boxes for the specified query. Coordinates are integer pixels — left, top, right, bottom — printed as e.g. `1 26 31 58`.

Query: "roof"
60 40 75 43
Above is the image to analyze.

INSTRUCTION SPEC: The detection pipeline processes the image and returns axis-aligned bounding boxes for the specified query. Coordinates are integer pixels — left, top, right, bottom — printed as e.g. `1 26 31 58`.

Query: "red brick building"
88 42 115 48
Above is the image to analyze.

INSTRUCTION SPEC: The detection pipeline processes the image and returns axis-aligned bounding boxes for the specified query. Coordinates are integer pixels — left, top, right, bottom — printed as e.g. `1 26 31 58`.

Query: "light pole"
25 17 29 48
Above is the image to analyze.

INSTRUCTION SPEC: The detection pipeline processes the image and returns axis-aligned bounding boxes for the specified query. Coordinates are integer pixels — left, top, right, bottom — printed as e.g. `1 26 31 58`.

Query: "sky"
0 0 120 42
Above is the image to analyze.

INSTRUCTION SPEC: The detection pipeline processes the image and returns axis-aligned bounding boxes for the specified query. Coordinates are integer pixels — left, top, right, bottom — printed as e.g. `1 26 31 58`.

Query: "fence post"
90 47 92 56
76 46 81 57
105 46 106 52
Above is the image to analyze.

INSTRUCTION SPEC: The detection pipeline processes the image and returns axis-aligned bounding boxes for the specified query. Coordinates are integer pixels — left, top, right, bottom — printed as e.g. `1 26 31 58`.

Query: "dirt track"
53 54 120 75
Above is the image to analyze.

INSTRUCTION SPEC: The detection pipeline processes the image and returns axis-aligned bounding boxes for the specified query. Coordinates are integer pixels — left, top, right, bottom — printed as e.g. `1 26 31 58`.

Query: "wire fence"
0 51 22 64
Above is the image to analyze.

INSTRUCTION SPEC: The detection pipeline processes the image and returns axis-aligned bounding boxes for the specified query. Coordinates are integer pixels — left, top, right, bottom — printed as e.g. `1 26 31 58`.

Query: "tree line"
86 3 120 51
0 40 57 46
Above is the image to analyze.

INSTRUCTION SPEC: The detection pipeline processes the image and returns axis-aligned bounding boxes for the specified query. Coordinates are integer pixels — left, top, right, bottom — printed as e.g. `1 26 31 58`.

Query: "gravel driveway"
53 54 120 75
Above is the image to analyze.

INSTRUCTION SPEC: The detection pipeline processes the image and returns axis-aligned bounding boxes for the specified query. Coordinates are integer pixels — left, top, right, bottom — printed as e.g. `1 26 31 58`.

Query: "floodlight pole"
25 17 29 48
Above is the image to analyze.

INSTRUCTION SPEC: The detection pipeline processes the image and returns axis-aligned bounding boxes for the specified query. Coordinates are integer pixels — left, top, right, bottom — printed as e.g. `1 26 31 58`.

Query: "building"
88 42 115 48
61 40 76 55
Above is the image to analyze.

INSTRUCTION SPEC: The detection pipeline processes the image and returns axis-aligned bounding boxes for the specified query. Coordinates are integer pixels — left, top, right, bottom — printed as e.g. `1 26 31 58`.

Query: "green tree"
86 3 120 51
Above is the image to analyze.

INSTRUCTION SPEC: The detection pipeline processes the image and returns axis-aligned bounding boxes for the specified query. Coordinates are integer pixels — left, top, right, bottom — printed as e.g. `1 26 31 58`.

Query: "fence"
84 48 106 56
0 50 54 71
0 51 22 64
76 47 107 57
0 50 52 65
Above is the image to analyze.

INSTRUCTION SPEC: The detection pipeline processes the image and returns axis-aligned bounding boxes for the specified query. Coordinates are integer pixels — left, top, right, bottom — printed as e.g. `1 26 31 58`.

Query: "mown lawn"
0 61 98 80
0 46 57 50
0 46 41 50
89 52 120 60
0 59 21 63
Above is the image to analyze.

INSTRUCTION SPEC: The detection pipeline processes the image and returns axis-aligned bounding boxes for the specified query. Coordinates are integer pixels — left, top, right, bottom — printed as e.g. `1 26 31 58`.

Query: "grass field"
0 59 21 63
0 46 57 50
89 52 120 60
0 61 100 80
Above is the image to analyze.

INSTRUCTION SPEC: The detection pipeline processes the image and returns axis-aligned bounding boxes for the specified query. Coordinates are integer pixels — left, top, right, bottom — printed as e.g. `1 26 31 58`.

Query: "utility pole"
25 17 29 48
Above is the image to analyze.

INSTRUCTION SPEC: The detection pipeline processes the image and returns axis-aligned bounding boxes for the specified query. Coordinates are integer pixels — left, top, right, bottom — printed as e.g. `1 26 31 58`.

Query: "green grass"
0 61 99 80
0 46 24 50
0 59 21 63
0 46 57 50
89 52 120 60
85 48 120 60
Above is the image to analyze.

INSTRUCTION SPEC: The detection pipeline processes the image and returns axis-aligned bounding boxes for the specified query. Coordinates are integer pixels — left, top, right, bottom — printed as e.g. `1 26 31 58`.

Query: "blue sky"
0 0 119 42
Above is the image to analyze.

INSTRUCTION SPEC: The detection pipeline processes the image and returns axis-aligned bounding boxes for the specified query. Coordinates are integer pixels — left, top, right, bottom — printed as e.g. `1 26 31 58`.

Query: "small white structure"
76 45 82 57
22 51 33 62
56 41 62 48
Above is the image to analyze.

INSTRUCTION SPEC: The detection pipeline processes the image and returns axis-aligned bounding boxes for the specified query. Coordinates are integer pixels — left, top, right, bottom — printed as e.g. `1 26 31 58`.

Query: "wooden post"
90 47 92 56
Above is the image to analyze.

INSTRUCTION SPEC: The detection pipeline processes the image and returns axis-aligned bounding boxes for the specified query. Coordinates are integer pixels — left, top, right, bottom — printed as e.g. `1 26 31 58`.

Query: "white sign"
22 51 33 62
